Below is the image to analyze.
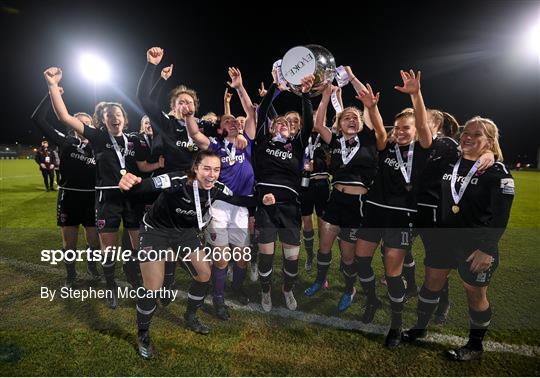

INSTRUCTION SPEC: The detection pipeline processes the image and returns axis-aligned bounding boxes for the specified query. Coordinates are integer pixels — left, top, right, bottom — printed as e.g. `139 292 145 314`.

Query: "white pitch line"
1 255 539 358
0 174 41 180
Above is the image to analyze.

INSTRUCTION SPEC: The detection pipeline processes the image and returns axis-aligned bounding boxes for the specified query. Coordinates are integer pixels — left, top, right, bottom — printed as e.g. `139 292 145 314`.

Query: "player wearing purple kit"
186 67 256 319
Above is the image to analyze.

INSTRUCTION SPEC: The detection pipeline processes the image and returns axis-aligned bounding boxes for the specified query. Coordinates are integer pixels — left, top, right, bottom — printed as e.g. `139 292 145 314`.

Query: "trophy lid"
281 46 317 86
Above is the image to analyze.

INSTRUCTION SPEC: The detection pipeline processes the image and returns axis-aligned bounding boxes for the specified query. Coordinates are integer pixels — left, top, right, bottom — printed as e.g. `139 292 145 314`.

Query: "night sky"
1 0 539 163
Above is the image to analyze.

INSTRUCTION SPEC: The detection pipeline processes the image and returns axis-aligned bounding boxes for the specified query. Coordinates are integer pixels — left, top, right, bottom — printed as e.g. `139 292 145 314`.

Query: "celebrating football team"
34 45 514 362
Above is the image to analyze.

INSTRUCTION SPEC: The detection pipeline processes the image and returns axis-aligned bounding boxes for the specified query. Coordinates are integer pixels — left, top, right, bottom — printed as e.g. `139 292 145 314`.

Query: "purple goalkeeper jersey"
209 135 254 196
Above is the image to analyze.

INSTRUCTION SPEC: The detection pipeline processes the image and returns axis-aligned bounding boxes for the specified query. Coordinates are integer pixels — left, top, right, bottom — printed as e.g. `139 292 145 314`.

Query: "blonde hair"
169 85 199 112
140 115 150 133
463 116 503 161
270 115 289 135
332 106 363 135
395 107 415 122
427 108 444 131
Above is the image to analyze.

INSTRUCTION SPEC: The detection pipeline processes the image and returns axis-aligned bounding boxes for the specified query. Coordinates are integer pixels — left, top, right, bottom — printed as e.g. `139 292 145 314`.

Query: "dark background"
1 0 539 164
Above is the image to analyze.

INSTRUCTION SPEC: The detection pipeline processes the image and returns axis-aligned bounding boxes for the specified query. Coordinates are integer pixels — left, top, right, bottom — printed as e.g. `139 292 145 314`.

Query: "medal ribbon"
394 143 414 185
451 158 481 206
339 136 360 165
109 133 128 171
192 180 212 231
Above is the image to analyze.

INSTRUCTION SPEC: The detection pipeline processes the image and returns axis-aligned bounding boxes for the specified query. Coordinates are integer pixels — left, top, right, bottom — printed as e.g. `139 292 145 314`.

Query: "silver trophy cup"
280 44 336 97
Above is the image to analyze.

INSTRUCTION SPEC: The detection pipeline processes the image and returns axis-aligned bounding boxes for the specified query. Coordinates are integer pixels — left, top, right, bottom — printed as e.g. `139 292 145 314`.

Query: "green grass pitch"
0 159 539 375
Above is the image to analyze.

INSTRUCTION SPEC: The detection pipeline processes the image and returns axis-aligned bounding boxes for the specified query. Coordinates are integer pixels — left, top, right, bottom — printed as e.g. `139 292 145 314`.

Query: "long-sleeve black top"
253 83 313 201
31 94 96 190
136 63 217 174
133 173 256 231
439 158 514 256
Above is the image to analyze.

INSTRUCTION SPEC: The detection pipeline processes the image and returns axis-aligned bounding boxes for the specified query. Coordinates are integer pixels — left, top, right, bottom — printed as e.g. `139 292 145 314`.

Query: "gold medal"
120 169 127 176
452 205 460 214
229 159 235 166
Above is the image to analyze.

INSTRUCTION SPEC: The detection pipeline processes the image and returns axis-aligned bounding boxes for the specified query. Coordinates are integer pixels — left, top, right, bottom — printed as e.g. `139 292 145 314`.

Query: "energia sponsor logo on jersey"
69 152 96 165
384 156 407 171
442 173 479 185
175 208 196 216
266 148 292 160
175 140 198 150
104 143 136 156
221 154 246 165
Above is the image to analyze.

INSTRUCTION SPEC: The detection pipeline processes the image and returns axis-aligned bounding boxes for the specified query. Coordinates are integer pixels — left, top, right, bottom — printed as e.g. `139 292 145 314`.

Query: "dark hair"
187 150 221 180
92 102 129 130
441 112 459 138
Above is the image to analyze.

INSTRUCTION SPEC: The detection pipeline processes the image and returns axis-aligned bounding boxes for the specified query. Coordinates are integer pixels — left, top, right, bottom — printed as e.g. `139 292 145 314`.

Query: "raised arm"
224 87 232 116
227 67 256 139
184 108 210 150
255 78 279 141
137 47 172 137
44 67 84 135
344 66 368 95
394 70 431 148
314 85 333 144
31 91 67 147
356 84 387 151
299 75 315 148
149 64 173 102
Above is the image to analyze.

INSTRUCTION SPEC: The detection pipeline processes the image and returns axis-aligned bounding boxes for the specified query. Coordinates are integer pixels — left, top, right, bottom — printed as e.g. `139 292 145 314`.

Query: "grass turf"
0 159 539 375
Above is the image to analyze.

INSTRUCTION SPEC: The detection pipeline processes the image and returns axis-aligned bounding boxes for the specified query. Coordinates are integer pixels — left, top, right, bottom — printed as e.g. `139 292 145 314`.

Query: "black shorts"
139 223 202 277
414 204 440 257
57 188 95 227
426 229 499 287
300 178 330 217
255 200 301 246
95 189 144 233
322 189 365 243
356 203 413 249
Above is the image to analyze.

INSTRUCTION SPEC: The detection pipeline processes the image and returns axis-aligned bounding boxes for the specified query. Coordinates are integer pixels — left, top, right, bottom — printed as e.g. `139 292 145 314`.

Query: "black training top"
366 140 431 212
254 83 314 201
31 94 96 190
417 136 459 207
137 63 218 174
83 125 139 189
132 173 256 231
303 132 331 177
327 127 378 187
439 158 514 256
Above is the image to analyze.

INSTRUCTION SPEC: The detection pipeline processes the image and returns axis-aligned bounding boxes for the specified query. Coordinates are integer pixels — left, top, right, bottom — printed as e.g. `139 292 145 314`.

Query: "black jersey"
254 86 313 200
82 125 139 189
31 94 96 190
327 128 378 187
304 133 330 177
366 140 431 212
137 63 218 174
418 136 459 207
439 159 514 256
133 132 153 163
132 131 163 179
133 173 256 231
